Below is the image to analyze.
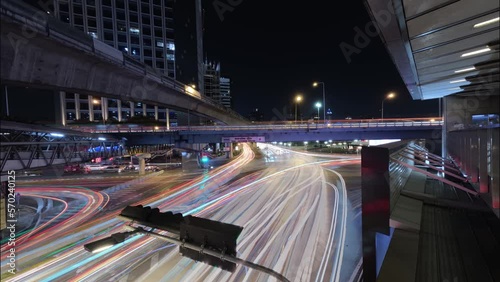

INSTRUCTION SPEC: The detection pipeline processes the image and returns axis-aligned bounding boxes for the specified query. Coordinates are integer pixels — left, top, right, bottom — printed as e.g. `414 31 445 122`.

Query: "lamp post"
294 94 302 122
381 92 396 120
315 102 322 124
313 82 326 123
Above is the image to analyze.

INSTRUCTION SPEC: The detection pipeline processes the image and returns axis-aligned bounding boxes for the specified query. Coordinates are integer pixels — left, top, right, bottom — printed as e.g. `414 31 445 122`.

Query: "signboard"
221 136 265 143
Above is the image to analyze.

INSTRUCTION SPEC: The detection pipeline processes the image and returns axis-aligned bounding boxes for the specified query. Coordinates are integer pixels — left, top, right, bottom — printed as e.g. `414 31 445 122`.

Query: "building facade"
203 61 232 109
219 77 231 109
52 0 177 125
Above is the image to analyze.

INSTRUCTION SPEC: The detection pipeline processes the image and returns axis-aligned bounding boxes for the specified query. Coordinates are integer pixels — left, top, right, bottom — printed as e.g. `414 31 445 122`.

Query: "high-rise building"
202 61 232 109
53 0 176 77
203 61 220 100
219 77 231 109
50 0 177 125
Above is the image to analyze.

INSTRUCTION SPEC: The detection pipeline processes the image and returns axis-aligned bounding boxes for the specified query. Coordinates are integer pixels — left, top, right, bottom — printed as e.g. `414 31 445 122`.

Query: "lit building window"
156 41 164 47
166 54 175 61
166 42 175 51
129 27 140 34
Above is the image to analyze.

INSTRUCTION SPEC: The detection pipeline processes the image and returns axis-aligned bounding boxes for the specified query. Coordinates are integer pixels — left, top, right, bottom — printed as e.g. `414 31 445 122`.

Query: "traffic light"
119 205 184 234
201 156 209 163
179 215 243 272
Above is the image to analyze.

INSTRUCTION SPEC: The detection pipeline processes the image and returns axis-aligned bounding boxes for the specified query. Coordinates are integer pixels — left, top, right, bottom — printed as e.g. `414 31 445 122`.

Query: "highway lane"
1 144 255 281
86 144 361 282
2 143 362 281
0 170 203 278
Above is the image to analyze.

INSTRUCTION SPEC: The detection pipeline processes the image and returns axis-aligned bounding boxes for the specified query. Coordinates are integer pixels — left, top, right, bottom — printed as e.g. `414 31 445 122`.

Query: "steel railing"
68 118 443 133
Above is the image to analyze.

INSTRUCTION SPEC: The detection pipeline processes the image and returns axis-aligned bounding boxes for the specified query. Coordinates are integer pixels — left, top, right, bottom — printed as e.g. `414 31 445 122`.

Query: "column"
117 100 122 122
139 158 146 175
74 93 81 120
142 103 147 117
166 108 170 131
130 101 135 117
59 91 66 126
154 105 159 120
442 97 447 159
88 95 94 122
101 97 108 122
4 85 9 117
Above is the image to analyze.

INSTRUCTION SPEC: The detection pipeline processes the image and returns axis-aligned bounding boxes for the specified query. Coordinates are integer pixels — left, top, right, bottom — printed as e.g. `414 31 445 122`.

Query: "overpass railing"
70 118 443 133
0 0 247 123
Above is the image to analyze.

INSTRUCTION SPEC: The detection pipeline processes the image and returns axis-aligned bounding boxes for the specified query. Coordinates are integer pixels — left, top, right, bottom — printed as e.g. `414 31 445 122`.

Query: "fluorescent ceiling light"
473 17 499 28
450 79 466 84
461 47 491 57
454 67 476 73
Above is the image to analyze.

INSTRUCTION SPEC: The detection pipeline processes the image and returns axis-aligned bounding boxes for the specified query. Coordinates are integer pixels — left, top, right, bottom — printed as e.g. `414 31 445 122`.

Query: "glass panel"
116 10 126 20
102 7 112 18
142 26 151 35
74 16 84 25
130 36 140 45
87 18 97 28
129 1 138 11
87 7 96 17
141 3 150 13
74 5 83 14
103 20 113 29
116 1 125 9
104 32 114 41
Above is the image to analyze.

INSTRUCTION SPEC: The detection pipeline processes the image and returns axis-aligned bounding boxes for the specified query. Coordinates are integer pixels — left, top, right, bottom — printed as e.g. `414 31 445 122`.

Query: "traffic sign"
221 136 265 143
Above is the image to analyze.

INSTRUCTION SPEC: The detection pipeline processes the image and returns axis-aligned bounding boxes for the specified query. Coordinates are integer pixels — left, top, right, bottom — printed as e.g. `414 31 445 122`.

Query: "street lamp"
313 81 326 123
294 94 303 122
381 92 396 119
315 102 322 123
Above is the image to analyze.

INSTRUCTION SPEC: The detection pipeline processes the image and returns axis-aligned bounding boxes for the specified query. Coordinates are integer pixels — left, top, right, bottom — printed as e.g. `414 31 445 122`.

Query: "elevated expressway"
0 0 248 125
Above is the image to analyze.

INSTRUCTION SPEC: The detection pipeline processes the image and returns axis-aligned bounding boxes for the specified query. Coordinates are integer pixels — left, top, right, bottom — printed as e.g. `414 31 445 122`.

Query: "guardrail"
68 118 443 133
0 0 248 122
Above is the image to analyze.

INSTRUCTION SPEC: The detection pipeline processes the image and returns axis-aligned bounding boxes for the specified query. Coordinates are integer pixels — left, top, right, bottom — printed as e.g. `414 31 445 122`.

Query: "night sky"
201 0 439 120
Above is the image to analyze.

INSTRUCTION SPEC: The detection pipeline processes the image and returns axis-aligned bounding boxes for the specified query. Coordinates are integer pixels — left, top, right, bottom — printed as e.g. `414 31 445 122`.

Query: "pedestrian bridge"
70 117 443 145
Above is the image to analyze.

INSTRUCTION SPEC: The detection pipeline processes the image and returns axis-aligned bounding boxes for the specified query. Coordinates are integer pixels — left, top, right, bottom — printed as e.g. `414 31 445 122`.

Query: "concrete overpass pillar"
117 100 122 122
226 143 233 158
139 158 146 175
130 101 135 117
74 93 81 120
101 97 108 122
154 105 159 120
88 95 94 122
166 108 170 130
142 103 147 117
59 91 66 126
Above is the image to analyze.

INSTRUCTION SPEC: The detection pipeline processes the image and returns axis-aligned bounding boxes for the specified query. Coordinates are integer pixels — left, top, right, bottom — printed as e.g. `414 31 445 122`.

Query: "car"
84 164 105 173
103 165 124 173
145 165 160 172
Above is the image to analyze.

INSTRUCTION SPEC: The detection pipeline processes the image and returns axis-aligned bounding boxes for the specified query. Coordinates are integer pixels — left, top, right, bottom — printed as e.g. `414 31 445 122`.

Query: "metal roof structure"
365 0 499 100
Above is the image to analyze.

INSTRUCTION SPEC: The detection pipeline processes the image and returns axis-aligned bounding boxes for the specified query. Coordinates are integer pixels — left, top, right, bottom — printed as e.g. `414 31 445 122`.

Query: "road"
1 143 362 281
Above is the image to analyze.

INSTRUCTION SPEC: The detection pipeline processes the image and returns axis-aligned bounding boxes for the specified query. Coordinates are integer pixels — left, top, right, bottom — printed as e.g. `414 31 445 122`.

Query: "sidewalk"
377 171 500 282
